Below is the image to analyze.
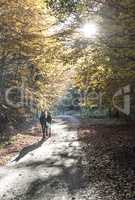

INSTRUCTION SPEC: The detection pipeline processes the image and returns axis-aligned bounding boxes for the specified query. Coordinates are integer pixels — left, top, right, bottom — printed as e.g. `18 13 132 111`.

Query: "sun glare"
81 23 98 38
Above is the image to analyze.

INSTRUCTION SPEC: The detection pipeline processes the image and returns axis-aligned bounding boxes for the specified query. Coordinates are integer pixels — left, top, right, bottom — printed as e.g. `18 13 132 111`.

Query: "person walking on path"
40 110 47 139
46 111 52 137
40 110 52 139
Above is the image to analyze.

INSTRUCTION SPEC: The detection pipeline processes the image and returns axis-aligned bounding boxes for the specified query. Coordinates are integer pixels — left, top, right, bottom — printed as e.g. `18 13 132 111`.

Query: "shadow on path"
22 152 87 200
13 139 45 162
1 117 90 200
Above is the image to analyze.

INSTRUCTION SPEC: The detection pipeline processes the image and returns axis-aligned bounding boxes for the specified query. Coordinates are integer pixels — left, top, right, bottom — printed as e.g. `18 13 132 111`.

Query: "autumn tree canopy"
0 0 135 126
46 0 135 115
0 0 73 125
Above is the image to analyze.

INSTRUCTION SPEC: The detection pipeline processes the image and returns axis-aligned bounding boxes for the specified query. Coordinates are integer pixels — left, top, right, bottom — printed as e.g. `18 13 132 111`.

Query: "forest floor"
78 119 135 200
0 116 135 200
0 122 42 166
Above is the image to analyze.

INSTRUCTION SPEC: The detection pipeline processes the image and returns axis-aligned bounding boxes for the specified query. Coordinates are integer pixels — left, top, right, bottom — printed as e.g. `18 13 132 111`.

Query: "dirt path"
1 116 133 200
0 116 91 200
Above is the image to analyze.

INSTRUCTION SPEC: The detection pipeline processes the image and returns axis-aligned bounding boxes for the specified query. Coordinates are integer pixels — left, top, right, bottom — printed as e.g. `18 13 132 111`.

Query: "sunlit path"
0 1 135 199
0 116 96 200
